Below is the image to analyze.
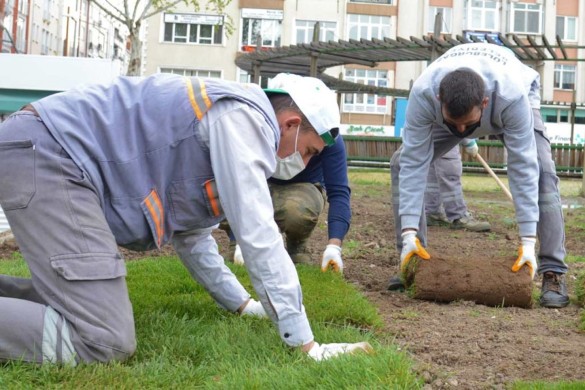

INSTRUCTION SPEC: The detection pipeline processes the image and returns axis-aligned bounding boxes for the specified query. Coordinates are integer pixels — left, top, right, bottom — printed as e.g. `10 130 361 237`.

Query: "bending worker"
0 73 370 364
390 43 568 308
222 130 350 273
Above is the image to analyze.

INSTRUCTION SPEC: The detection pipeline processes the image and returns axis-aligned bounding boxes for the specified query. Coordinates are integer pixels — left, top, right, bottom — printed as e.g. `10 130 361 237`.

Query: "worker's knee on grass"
77 322 137 363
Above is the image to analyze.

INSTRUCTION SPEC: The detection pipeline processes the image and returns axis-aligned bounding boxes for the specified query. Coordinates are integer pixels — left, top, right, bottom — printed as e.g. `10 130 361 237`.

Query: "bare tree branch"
89 0 127 25
144 0 183 20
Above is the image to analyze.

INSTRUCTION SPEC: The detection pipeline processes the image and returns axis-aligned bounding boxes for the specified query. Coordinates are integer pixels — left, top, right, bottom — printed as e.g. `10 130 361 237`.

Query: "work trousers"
424 146 468 221
391 109 567 274
221 182 325 247
0 112 136 364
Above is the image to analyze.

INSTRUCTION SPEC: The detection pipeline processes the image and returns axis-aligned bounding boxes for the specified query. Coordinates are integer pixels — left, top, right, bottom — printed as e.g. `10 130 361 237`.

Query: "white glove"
400 231 430 272
512 237 537 279
307 341 372 361
463 139 479 157
240 299 268 318
233 244 245 265
321 244 343 273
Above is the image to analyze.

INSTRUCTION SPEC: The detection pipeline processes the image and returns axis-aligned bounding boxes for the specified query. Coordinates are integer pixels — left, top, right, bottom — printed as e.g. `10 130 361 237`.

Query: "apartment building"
143 0 583 138
0 0 128 64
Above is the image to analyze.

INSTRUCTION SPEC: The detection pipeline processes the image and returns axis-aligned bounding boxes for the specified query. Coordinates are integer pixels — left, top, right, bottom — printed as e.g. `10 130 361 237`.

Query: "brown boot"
287 240 312 264
540 272 569 308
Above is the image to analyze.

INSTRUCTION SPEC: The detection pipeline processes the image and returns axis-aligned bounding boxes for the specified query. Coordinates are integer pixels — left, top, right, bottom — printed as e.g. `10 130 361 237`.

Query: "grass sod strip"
402 253 535 308
0 256 421 388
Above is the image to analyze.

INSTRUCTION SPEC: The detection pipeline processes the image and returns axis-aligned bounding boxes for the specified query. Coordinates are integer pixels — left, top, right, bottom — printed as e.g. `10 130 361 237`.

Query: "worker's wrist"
328 238 342 247
301 340 315 353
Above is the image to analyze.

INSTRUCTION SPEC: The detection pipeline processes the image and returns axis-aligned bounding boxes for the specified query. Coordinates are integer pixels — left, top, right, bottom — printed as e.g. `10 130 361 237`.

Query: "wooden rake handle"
475 153 513 202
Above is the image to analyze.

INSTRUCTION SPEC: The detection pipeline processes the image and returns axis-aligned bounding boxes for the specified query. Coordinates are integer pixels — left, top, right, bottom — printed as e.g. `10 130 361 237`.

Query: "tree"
92 0 233 75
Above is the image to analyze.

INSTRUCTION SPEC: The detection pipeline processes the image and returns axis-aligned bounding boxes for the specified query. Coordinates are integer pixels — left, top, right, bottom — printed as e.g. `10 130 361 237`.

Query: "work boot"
226 241 237 263
387 275 405 291
287 240 312 264
540 272 569 308
426 211 450 226
451 213 491 232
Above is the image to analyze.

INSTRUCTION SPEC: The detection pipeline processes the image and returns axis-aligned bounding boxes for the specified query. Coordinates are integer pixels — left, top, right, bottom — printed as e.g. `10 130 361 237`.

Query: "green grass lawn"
0 257 420 389
2 170 584 388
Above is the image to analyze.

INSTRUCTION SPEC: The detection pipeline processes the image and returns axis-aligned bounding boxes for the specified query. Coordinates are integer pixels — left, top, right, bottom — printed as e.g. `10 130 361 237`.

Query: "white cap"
264 73 340 146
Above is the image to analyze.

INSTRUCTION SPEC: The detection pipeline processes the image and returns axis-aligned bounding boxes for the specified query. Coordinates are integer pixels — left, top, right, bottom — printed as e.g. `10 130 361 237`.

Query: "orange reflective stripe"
184 77 212 120
205 181 221 217
144 191 164 247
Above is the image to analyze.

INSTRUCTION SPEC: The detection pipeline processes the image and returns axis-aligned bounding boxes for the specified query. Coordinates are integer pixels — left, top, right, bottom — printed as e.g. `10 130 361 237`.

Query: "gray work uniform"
0 74 314 364
391 43 567 275
424 145 467 221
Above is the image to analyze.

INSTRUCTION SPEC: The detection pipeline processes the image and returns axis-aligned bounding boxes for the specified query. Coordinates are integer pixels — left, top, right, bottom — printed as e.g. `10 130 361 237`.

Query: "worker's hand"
463 139 479 157
307 341 373 361
239 299 268 318
321 244 343 273
512 237 537 279
233 244 245 265
400 231 430 272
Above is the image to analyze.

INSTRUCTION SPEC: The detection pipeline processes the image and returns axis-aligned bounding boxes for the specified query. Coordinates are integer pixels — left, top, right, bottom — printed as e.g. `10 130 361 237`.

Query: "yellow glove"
512 237 537 279
400 231 430 272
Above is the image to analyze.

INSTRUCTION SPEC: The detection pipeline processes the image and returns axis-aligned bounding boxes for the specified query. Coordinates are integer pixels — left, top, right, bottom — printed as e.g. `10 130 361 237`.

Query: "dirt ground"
318 189 585 389
0 187 584 388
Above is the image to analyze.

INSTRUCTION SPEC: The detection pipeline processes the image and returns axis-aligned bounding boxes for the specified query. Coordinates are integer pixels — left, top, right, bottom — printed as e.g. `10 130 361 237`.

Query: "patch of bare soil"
329 191 585 389
0 189 583 389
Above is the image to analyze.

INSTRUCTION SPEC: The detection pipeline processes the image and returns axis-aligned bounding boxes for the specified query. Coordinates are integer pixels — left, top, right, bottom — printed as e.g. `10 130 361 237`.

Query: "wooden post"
309 22 320 77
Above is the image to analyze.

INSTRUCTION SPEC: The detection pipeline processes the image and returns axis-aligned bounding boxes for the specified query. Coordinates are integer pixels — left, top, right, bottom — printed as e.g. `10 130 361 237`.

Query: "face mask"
443 110 483 138
273 126 305 180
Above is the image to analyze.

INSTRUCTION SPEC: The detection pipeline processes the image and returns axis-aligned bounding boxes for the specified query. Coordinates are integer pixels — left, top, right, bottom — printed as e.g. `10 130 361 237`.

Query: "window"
343 69 388 114
160 68 221 78
510 3 542 34
240 9 283 49
42 0 51 20
556 16 577 41
427 7 452 33
554 64 575 90
349 0 392 4
295 20 337 44
467 0 498 31
347 14 392 40
41 29 49 55
237 69 269 88
163 13 224 45
241 18 282 48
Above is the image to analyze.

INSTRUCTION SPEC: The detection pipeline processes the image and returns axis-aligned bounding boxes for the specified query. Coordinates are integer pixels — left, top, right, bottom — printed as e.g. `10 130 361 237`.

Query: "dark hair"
438 68 485 119
267 93 313 133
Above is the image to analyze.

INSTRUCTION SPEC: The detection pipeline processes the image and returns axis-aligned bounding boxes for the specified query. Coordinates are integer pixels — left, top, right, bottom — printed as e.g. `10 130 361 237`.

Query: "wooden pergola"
235 32 585 83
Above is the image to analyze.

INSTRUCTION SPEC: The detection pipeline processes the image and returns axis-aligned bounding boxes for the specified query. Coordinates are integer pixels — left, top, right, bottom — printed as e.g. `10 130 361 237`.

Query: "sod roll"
403 254 534 308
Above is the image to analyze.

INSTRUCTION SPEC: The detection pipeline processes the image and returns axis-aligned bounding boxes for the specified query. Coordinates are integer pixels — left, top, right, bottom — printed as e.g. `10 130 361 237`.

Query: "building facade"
0 0 128 66
142 0 584 139
2 0 584 139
